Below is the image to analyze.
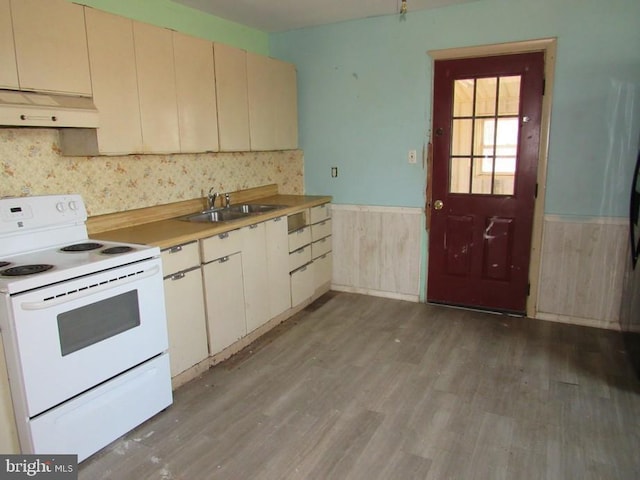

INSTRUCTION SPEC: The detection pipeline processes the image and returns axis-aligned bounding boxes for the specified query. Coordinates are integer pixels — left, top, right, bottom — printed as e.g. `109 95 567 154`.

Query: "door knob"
434 200 444 210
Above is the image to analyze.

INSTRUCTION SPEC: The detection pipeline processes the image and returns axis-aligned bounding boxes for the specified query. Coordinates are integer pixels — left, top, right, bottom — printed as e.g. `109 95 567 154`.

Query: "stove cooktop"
0 239 159 295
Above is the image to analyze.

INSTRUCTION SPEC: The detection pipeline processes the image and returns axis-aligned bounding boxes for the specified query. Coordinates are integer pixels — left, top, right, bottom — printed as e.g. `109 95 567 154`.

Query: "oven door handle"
20 265 161 311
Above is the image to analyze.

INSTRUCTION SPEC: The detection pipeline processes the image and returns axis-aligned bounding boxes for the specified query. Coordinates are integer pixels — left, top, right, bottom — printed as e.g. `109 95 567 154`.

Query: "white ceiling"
173 0 479 33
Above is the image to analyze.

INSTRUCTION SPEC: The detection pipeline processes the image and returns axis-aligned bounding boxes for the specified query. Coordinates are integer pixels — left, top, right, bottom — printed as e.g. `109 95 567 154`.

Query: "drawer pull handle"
273 217 282 222
171 272 185 281
169 245 183 253
249 224 258 229
219 256 229 263
297 228 306 234
218 232 229 239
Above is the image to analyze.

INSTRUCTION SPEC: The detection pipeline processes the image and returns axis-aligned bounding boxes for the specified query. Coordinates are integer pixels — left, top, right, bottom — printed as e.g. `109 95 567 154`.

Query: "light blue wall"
271 0 640 218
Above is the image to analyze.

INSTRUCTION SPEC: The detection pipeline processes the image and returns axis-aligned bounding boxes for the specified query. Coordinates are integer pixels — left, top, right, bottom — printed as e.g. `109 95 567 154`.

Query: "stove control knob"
56 202 66 212
68 200 78 211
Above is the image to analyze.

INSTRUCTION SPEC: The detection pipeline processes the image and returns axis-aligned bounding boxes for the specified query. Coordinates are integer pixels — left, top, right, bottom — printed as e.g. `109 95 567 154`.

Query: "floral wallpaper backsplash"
0 128 304 216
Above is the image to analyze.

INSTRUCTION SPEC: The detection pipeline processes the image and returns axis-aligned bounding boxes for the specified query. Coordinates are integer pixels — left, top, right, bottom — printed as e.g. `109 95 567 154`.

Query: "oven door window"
57 290 141 356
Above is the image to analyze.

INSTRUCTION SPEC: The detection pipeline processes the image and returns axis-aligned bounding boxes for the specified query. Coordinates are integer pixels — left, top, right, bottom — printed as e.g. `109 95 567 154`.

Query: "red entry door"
427 52 544 314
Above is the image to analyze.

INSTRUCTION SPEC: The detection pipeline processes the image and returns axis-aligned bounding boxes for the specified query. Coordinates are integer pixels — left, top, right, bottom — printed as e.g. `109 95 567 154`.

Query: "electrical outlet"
408 150 417 164
331 166 338 178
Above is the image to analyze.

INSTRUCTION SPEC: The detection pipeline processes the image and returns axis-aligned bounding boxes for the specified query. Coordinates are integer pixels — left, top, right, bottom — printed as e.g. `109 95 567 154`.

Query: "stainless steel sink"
227 204 283 214
179 204 285 223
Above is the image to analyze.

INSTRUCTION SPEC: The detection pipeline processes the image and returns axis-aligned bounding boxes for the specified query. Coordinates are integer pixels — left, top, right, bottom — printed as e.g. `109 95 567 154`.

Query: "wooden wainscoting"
536 215 629 329
331 204 423 301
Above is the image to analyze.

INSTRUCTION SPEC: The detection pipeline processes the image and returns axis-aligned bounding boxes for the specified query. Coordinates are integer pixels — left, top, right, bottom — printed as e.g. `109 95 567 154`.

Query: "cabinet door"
291 263 315 307
241 223 270 333
173 31 219 153
0 0 18 89
133 21 180 153
313 252 333 290
84 8 143 154
266 217 291 318
202 253 246 355
163 268 208 377
214 43 250 151
247 53 298 150
11 0 91 95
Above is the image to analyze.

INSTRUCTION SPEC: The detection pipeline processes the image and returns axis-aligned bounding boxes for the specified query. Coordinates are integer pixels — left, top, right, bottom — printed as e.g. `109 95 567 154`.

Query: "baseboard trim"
331 284 419 302
536 311 621 331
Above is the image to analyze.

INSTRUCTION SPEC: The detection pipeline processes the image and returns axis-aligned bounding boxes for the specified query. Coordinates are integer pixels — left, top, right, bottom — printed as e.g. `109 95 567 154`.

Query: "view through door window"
450 75 521 195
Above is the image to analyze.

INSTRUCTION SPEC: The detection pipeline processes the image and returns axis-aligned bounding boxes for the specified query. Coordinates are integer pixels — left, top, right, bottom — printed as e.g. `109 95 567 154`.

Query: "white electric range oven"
0 194 172 462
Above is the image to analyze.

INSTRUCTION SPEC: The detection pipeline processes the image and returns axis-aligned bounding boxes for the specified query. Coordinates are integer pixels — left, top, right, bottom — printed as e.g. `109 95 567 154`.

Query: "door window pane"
475 77 497 116
450 157 471 193
451 119 473 156
453 79 474 116
471 157 492 194
498 76 521 115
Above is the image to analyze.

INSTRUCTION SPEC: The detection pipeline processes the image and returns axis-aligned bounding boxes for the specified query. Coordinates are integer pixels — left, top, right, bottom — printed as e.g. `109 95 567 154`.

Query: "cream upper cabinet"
133 21 180 153
247 53 298 151
0 0 18 89
173 31 219 153
11 0 91 95
214 43 251 152
82 8 142 154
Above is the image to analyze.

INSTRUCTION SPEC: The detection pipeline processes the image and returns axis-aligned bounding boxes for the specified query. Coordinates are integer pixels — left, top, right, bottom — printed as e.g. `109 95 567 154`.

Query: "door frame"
427 37 557 318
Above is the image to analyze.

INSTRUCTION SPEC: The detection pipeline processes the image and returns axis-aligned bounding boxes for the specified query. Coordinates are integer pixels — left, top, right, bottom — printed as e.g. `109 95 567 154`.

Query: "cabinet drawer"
311 218 332 241
310 203 330 224
311 236 332 259
290 263 314 307
201 229 242 263
288 225 311 253
161 241 199 275
313 252 332 288
289 245 312 272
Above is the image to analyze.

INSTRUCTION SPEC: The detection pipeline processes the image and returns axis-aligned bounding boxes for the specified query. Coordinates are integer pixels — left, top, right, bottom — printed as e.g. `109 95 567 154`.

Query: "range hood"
0 89 99 128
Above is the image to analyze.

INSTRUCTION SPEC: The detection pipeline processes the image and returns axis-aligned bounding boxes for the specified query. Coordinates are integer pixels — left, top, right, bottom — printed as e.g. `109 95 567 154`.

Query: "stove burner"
61 242 104 252
1 264 54 276
101 246 135 255
0 261 10 268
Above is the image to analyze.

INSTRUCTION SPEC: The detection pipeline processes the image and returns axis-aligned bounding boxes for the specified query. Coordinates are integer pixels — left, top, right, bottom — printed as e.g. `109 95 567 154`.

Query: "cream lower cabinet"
0 333 19 453
201 230 246 355
161 242 208 377
266 216 291 318
240 223 270 333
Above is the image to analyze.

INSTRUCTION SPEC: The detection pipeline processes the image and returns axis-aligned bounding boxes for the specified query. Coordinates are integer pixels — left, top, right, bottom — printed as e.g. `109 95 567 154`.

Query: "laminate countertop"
89 194 332 250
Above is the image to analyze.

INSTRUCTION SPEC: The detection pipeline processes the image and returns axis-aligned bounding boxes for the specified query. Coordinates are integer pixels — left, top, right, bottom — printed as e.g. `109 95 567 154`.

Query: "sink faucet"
207 188 219 210
224 192 231 208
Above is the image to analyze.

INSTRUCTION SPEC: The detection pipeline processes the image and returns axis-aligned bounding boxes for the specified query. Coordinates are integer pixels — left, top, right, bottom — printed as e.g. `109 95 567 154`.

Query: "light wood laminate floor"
80 292 640 479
